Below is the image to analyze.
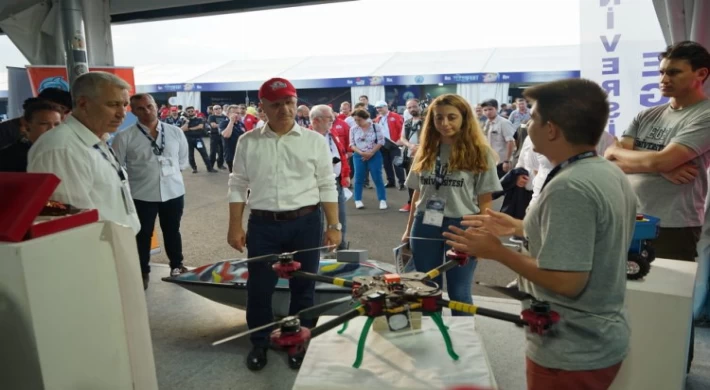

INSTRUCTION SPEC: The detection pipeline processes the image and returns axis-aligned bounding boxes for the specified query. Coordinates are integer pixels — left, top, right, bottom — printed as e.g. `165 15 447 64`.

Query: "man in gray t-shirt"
605 41 710 261
444 79 635 388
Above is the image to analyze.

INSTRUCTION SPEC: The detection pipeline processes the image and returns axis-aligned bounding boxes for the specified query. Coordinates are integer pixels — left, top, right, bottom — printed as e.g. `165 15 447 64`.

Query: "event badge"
196 140 204 149
158 156 174 177
423 195 446 227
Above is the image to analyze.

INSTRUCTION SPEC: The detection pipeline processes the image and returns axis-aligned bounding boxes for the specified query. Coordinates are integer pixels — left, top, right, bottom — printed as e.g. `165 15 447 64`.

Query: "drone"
209 247 560 368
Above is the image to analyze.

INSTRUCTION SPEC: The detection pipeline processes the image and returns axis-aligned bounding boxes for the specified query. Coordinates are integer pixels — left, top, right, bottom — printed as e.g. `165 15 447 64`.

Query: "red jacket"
330 118 350 152
243 113 259 131
308 128 351 187
336 113 348 121
374 112 403 142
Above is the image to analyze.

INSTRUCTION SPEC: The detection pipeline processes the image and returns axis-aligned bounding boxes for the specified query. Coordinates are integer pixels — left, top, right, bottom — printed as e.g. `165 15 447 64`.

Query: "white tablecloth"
293 316 496 390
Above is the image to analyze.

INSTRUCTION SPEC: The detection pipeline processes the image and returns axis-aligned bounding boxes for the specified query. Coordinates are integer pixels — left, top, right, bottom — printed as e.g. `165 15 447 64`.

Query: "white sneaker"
355 200 364 209
379 200 388 210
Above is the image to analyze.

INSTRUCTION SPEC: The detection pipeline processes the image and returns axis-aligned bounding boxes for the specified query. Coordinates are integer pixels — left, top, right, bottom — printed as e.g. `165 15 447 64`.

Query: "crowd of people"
0 40 708 390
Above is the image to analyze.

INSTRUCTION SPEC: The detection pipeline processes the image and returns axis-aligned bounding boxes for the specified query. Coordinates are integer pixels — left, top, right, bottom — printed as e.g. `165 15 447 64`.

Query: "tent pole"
60 0 89 87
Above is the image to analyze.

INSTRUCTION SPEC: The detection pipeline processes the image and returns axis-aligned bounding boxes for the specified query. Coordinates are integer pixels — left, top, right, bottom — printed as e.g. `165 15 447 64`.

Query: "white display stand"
293 316 496 390
610 258 697 390
0 221 158 390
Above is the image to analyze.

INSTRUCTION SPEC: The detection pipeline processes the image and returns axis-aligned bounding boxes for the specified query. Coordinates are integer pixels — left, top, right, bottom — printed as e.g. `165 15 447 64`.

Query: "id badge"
423 195 446 227
158 156 174 177
196 140 204 149
120 180 137 214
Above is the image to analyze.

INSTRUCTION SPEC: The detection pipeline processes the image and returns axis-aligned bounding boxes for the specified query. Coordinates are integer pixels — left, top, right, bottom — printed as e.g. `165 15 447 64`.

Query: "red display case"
0 172 99 242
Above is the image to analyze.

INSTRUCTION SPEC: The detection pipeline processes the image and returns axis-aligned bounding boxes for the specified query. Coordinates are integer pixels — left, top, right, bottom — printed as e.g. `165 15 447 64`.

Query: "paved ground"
149 149 516 299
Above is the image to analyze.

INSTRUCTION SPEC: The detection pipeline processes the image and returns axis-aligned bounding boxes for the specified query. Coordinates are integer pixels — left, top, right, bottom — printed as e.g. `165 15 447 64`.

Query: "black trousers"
134 196 185 274
380 147 405 185
187 136 210 170
403 166 414 204
208 133 224 169
245 207 322 347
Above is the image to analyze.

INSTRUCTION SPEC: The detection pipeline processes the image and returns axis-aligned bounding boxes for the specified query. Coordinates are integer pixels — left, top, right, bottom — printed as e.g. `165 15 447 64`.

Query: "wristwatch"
328 223 342 231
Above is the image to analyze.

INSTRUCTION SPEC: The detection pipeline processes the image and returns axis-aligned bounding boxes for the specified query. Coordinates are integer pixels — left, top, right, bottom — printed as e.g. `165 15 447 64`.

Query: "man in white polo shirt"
112 93 190 290
227 77 341 371
28 71 140 235
482 98 516 177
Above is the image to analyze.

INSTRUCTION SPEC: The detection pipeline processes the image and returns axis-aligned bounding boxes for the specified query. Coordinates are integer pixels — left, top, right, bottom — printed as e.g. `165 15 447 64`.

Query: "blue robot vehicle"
627 214 661 280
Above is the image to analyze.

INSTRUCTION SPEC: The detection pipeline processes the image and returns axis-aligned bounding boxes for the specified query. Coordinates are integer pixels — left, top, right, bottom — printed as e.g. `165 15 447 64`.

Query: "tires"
642 241 656 263
627 254 650 280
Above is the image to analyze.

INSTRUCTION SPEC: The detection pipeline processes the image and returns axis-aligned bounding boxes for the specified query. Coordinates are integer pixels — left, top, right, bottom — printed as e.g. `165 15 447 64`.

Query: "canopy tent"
133 44 580 92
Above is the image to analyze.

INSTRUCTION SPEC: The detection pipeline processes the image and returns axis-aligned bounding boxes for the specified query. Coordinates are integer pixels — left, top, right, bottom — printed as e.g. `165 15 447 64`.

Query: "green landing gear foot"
352 317 375 368
430 312 459 361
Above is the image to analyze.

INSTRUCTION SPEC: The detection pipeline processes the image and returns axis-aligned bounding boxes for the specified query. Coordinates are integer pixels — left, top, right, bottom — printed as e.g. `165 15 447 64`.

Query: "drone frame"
214 247 560 369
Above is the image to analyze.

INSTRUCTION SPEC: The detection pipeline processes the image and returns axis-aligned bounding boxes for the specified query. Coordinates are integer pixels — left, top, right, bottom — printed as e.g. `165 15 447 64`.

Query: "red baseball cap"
259 77 297 101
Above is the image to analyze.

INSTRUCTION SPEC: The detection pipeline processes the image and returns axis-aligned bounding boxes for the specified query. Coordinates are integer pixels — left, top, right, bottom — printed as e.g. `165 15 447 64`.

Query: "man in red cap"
227 77 341 371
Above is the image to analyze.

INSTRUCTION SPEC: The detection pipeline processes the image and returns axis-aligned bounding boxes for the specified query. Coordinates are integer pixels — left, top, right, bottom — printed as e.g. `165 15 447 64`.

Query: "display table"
611 258 697 390
0 221 158 390
293 315 496 390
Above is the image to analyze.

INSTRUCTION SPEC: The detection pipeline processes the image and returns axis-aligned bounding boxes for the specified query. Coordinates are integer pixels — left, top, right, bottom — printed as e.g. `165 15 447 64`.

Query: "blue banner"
136 70 580 93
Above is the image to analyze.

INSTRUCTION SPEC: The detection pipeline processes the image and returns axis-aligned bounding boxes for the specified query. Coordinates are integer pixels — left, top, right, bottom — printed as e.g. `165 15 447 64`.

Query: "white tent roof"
138 44 580 86
1 45 580 97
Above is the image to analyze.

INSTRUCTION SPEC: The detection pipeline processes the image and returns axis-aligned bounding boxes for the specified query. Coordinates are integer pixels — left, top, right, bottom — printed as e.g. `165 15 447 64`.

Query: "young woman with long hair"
401 94 502 315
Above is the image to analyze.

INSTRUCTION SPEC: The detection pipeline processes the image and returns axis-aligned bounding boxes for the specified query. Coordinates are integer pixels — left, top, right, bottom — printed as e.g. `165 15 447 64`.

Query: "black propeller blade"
212 295 355 346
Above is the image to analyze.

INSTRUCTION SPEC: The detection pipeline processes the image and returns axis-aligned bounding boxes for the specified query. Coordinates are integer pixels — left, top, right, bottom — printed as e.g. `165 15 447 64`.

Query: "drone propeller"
227 244 337 265
476 281 535 301
212 295 355 346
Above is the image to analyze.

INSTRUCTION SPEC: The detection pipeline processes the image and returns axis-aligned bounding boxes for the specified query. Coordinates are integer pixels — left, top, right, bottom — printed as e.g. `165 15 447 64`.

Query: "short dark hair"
23 101 63 122
129 93 153 104
659 40 710 83
480 99 498 109
406 98 420 105
523 78 608 146
37 88 72 110
185 106 195 111
22 97 43 111
359 95 368 101
352 108 370 120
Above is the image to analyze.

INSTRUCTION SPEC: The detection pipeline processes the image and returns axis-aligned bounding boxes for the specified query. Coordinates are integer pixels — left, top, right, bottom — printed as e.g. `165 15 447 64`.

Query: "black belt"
250 204 319 221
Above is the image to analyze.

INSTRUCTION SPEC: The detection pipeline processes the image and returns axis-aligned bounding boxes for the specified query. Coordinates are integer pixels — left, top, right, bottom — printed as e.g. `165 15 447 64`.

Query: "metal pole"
60 0 89 87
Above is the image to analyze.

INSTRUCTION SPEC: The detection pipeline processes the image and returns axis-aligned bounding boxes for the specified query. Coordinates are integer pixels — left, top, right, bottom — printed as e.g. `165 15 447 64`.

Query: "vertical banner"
579 0 668 136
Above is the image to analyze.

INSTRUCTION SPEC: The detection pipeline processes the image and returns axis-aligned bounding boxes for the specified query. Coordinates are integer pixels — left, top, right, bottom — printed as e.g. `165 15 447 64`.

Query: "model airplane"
207 248 560 369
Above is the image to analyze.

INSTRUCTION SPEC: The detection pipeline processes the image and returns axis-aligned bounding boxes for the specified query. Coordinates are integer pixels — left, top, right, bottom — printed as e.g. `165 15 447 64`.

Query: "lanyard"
326 132 338 154
434 145 448 191
93 143 127 181
136 123 165 155
541 151 597 191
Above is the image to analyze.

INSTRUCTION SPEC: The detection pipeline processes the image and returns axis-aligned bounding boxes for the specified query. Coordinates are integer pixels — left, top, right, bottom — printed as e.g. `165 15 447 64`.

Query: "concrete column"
59 0 89 87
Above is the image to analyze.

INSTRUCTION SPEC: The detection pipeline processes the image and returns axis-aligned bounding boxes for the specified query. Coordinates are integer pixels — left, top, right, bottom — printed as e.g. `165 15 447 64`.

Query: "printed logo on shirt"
635 125 671 151
421 176 465 188
420 164 465 188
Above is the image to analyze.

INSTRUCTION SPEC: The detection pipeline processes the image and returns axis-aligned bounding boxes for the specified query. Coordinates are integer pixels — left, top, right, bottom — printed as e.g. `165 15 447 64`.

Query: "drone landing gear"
430 312 459 361
339 311 460 368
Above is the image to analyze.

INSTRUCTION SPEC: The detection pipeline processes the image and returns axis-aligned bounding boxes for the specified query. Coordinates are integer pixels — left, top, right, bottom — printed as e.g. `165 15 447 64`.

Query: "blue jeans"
353 151 386 202
409 213 478 316
245 207 322 347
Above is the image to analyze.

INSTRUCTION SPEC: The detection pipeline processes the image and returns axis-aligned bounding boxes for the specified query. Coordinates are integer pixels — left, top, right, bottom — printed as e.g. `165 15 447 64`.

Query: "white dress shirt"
27 115 141 234
325 132 342 177
112 122 189 202
228 122 338 211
